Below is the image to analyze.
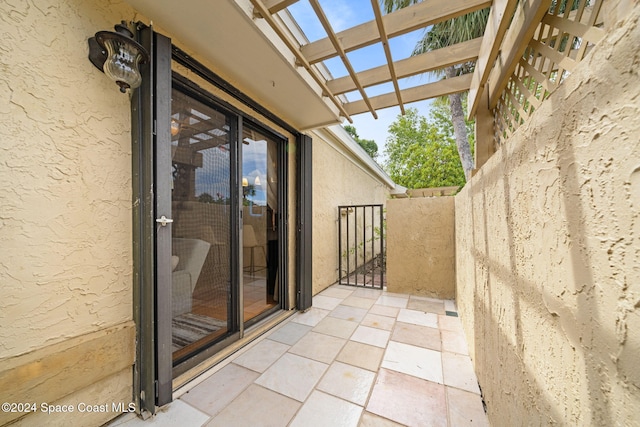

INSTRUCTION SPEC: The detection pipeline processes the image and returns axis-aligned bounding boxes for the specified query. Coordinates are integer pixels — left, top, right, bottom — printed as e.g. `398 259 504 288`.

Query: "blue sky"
194 141 269 205
287 0 437 163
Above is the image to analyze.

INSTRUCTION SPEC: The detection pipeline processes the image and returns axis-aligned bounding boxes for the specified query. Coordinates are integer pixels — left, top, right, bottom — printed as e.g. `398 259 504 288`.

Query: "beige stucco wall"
455 7 640 425
0 1 305 423
0 0 136 358
311 128 391 294
0 0 139 424
387 197 455 298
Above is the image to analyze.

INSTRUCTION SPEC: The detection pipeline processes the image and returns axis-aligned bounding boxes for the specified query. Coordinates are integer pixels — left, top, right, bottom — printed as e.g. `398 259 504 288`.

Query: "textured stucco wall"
455 8 640 426
387 197 455 298
0 0 137 424
312 130 390 294
0 0 136 358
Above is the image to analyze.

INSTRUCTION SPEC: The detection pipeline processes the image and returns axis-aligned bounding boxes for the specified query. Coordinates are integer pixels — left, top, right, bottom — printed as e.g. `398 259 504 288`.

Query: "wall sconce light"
254 176 261 186
242 178 249 187
88 21 149 93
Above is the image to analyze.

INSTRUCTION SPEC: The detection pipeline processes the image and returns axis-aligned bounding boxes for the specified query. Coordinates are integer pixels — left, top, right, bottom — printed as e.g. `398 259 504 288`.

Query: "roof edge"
317 124 396 190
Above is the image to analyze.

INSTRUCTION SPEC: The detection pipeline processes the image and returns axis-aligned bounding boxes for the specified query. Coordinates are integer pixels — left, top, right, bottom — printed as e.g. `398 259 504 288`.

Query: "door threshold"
171 309 296 395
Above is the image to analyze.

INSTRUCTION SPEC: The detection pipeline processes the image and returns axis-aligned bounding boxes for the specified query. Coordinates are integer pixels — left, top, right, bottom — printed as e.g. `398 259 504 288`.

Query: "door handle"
156 215 174 227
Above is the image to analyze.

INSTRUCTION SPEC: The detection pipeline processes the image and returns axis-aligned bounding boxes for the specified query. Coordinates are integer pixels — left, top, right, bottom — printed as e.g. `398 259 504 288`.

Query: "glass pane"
242 126 279 324
170 88 232 361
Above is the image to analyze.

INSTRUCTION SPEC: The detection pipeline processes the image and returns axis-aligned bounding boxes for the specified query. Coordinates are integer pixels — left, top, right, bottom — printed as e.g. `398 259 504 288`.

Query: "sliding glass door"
241 125 280 326
163 81 285 373
138 30 295 408
169 87 236 365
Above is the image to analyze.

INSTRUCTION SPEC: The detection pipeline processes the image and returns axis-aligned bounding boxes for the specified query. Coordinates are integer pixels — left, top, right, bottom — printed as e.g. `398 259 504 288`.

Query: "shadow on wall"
456 11 640 424
466 153 619 425
462 152 617 425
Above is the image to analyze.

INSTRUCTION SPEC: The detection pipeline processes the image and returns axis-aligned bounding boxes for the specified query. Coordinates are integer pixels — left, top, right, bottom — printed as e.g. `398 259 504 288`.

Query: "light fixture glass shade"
94 22 149 93
100 36 145 92
170 119 181 136
242 178 249 187
254 176 261 186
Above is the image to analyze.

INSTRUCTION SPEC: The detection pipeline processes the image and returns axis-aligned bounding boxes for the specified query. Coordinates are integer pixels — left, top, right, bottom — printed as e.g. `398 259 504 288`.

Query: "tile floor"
109 285 489 427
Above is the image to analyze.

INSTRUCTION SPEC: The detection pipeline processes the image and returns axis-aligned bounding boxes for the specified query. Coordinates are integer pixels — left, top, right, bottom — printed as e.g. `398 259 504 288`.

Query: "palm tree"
381 1 489 180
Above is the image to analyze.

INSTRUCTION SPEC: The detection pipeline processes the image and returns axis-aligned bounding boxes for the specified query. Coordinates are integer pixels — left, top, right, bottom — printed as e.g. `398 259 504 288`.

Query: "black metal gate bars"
338 204 385 288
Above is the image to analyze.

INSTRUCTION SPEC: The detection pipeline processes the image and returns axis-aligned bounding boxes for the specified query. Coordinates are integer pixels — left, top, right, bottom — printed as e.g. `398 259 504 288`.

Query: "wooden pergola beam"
189 136 226 152
249 0 353 123
308 0 378 119
345 74 472 116
371 0 405 115
301 0 491 64
327 37 482 95
467 0 519 119
262 0 298 14
485 0 553 110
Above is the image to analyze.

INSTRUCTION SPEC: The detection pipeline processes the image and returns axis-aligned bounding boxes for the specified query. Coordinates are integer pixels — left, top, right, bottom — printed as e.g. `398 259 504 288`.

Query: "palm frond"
380 0 421 14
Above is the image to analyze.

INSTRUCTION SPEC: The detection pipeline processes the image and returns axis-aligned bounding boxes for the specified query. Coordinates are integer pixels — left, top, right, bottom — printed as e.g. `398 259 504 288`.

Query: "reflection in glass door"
169 88 234 363
168 85 284 367
242 126 280 326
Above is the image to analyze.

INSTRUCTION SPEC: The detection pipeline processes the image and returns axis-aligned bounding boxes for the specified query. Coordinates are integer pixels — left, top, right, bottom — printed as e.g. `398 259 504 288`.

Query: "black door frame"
152 30 174 407
296 134 313 311
131 25 171 414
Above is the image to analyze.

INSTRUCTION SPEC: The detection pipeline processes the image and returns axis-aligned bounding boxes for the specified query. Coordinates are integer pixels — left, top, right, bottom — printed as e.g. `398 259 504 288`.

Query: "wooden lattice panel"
493 0 606 144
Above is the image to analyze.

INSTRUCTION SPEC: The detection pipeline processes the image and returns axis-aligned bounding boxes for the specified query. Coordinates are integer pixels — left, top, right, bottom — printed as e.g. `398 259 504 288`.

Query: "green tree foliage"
384 105 473 189
344 124 379 160
381 0 489 180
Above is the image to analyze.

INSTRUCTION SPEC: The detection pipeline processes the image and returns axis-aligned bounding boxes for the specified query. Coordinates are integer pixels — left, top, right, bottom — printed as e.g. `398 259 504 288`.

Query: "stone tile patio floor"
109 284 489 427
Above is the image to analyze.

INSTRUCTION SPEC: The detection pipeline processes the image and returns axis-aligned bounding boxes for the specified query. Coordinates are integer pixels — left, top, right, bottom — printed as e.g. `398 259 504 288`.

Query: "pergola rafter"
300 0 491 64
251 0 354 123
262 0 298 14
249 0 607 149
345 73 472 116
370 0 405 115
249 0 489 122
308 0 379 119
326 37 482 96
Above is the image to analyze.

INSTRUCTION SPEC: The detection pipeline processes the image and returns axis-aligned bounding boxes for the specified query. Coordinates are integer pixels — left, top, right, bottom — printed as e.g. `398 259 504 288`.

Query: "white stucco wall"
455 7 640 425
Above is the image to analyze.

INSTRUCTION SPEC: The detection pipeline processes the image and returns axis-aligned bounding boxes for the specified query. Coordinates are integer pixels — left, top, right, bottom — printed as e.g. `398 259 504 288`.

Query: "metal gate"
338 204 385 288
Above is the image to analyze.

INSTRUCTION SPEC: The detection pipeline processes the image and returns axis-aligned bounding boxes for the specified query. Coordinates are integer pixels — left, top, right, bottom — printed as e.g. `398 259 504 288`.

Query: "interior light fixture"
88 21 149 93
170 119 181 136
254 176 261 186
